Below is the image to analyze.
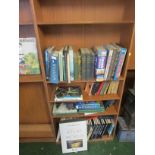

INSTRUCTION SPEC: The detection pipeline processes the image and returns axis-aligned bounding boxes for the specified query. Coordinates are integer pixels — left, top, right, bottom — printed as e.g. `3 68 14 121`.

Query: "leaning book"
19 37 40 75
59 119 87 154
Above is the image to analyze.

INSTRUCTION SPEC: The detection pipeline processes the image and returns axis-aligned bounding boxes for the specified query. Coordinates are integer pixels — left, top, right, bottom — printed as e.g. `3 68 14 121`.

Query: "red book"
96 82 104 95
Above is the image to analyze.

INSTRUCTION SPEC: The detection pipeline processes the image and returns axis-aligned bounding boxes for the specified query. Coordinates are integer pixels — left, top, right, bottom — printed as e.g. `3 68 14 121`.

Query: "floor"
19 138 135 155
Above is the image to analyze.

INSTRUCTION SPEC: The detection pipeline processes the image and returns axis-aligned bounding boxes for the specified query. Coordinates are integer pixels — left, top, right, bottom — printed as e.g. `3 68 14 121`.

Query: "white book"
58 48 64 82
68 46 74 81
59 120 87 154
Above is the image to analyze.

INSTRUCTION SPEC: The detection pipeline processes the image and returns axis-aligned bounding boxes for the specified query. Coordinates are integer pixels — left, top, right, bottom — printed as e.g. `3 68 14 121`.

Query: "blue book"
113 44 127 80
45 48 50 80
50 53 59 84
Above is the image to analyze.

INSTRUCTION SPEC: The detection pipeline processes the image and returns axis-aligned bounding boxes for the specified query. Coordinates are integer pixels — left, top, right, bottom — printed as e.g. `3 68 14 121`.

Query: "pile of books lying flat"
52 100 115 115
54 86 83 102
44 43 127 83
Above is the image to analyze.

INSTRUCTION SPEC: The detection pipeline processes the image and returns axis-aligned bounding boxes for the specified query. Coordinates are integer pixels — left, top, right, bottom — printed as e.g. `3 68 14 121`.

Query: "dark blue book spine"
45 49 50 80
50 55 59 84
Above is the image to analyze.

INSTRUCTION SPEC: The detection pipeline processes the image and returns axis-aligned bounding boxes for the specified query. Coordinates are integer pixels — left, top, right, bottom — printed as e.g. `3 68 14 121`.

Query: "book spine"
104 49 113 80
96 82 104 95
76 104 101 110
111 49 120 79
50 55 59 84
114 48 127 80
69 47 74 81
45 48 50 80
100 82 107 95
77 52 81 80
59 52 63 82
67 52 71 83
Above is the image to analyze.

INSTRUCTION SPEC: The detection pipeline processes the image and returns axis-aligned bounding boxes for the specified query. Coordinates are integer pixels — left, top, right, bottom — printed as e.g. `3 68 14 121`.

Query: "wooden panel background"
39 24 133 51
19 83 51 123
36 0 134 24
19 0 33 24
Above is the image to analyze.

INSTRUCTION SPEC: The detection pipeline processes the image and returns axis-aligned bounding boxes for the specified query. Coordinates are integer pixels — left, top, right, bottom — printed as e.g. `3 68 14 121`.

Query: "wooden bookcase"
19 0 135 142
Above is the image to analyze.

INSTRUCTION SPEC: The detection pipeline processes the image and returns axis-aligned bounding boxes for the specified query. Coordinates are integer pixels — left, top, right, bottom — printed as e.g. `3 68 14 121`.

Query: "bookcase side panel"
19 83 51 123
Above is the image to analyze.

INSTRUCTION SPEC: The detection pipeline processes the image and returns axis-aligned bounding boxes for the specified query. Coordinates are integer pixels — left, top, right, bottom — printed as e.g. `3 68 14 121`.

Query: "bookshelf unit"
19 0 135 142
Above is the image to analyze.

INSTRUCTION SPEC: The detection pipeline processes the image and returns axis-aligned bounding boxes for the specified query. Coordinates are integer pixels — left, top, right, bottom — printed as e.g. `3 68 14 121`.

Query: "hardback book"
93 46 108 77
100 82 109 95
91 82 101 95
110 45 121 79
50 51 59 84
44 46 54 80
96 82 104 95
59 119 87 153
105 44 116 80
80 48 87 80
113 44 127 80
77 51 81 80
54 86 83 102
63 46 68 82
68 46 74 81
74 52 78 80
58 48 64 82
19 37 40 75
67 49 71 83
53 103 77 115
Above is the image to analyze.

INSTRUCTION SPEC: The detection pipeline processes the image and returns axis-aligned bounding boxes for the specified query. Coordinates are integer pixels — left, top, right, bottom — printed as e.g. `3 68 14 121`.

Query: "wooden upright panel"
19 83 51 123
19 0 33 25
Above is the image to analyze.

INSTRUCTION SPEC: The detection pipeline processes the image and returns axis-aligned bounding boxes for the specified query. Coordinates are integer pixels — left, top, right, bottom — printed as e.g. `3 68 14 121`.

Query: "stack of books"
87 116 115 140
52 100 115 116
85 81 119 96
44 43 127 83
75 101 105 113
54 86 83 102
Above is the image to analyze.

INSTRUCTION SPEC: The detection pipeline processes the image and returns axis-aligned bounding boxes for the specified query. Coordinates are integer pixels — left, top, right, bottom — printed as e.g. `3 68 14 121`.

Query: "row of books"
85 81 119 96
52 100 115 115
56 116 115 142
87 116 115 140
44 43 127 83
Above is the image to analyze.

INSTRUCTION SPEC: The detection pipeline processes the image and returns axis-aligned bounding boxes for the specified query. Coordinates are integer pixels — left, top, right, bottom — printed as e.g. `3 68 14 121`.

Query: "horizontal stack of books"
44 43 127 83
87 116 115 140
52 100 115 115
54 86 83 102
85 81 119 96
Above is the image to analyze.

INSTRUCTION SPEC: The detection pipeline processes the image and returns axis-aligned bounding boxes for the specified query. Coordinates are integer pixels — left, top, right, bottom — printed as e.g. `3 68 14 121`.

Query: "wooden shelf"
19 75 43 83
38 21 134 26
89 135 113 142
19 22 33 26
52 104 118 118
46 76 124 84
50 90 120 103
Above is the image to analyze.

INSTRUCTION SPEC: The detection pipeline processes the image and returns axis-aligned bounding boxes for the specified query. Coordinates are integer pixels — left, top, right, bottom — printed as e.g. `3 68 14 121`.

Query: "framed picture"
59 120 87 154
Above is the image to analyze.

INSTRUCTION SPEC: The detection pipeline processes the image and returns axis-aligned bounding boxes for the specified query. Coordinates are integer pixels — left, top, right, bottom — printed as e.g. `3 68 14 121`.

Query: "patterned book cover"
113 44 127 80
50 52 59 84
19 37 40 75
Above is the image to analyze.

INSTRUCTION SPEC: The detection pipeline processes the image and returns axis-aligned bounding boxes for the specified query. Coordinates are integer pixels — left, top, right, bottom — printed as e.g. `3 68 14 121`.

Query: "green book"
100 82 108 95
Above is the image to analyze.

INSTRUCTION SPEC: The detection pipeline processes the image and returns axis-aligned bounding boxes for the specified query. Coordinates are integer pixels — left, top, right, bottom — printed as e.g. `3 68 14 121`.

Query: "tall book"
58 48 64 82
113 44 127 80
93 46 108 79
104 45 114 80
80 48 87 80
50 51 59 84
63 46 68 82
19 37 40 75
44 46 54 80
68 46 74 81
74 52 78 80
